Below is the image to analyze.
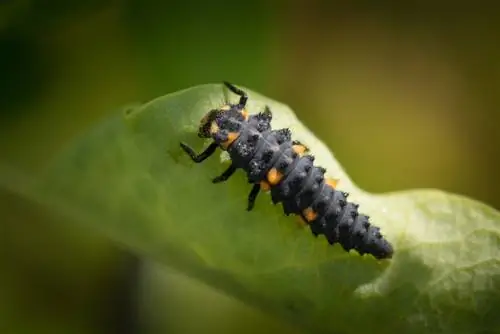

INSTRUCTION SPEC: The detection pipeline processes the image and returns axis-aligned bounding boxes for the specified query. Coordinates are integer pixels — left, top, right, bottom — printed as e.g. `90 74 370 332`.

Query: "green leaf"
3 83 500 334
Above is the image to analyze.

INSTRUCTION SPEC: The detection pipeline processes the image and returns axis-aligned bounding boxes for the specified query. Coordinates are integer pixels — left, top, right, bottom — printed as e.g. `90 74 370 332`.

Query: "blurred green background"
1 1 499 333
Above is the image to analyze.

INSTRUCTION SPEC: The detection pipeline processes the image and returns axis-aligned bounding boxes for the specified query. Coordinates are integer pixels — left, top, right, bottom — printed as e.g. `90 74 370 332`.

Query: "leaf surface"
4 83 500 334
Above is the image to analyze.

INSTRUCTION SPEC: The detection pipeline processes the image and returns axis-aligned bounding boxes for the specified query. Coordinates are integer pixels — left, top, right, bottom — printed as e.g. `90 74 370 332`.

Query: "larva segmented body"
180 82 393 260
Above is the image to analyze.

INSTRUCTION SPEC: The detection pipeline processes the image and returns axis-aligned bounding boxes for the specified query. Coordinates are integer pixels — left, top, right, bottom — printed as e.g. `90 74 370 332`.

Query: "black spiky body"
180 83 394 260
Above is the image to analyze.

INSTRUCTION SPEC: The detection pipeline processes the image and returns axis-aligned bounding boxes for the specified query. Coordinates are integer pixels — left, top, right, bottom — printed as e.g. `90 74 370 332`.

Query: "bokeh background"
2 1 499 333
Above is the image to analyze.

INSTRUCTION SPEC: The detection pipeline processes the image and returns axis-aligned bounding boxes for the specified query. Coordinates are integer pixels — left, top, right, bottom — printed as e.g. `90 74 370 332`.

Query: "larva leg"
180 142 218 163
212 164 237 183
223 81 248 107
247 184 261 211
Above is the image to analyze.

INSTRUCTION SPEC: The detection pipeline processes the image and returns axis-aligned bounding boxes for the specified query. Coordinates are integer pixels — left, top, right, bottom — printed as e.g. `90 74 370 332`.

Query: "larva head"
198 108 224 138
197 104 247 138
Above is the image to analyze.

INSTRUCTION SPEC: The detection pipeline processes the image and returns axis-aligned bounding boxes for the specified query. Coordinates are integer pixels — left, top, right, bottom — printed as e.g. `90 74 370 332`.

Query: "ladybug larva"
180 82 393 260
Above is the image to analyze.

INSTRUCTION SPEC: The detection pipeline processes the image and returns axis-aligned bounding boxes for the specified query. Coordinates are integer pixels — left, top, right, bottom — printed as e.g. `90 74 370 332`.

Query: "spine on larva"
262 130 393 259
226 111 393 259
308 179 394 260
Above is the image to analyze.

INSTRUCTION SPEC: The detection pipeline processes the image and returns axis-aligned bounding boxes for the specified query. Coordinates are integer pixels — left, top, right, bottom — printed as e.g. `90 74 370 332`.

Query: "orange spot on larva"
260 181 270 191
209 121 219 134
221 132 240 149
267 168 283 185
241 108 249 120
302 207 318 222
292 144 308 155
325 178 339 189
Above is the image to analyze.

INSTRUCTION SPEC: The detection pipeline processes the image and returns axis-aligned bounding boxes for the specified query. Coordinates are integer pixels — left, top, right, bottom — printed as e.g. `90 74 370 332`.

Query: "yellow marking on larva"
221 132 240 149
267 168 283 185
220 104 231 111
325 178 340 189
292 144 308 156
303 207 318 222
260 181 270 191
241 108 249 120
209 121 219 134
